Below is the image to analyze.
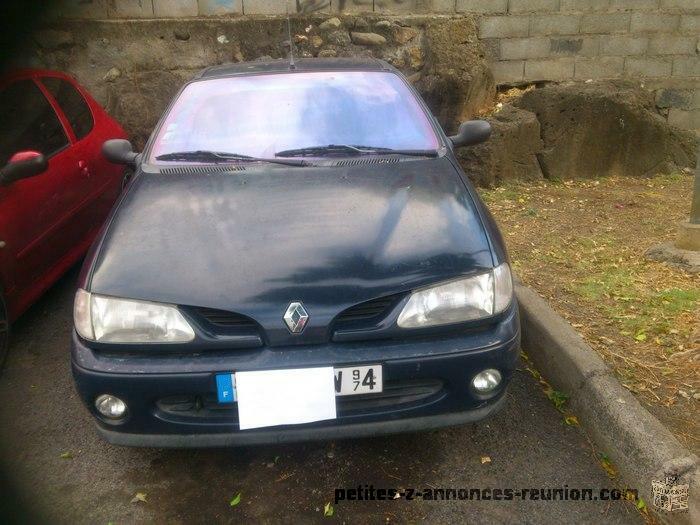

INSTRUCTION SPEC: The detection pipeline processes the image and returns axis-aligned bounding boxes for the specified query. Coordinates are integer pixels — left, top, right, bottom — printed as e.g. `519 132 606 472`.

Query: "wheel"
0 292 8 370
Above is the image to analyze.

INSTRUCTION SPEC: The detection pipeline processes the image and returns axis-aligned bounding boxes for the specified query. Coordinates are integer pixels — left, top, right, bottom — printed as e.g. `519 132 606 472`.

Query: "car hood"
89 157 494 345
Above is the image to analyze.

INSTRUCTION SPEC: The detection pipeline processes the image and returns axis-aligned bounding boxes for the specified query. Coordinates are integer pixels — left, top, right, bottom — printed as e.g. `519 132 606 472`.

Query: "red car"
0 69 128 365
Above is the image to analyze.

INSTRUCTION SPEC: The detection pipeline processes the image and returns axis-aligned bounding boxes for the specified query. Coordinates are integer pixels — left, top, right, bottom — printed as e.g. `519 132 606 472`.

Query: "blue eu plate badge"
216 373 237 403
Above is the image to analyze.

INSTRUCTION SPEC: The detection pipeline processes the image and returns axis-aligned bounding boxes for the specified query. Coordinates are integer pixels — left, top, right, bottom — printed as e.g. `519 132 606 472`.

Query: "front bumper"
95 396 508 447
71 305 520 448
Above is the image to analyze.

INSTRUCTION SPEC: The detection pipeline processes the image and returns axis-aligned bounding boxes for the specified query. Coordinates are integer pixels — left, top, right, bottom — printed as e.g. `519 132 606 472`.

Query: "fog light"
472 369 502 394
95 394 127 419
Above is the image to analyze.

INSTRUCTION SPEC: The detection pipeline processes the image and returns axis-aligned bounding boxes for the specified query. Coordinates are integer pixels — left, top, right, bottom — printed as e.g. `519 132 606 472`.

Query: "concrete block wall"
475 1 700 131
49 1 455 17
45 0 700 130
479 3 699 86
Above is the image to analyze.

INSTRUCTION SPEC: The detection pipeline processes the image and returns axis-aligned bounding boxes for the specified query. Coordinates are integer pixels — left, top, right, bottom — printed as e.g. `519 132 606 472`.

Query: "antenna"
286 2 296 70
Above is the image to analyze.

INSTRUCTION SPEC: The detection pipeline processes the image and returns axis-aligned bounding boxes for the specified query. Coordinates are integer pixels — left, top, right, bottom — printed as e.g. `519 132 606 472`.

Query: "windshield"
149 71 440 162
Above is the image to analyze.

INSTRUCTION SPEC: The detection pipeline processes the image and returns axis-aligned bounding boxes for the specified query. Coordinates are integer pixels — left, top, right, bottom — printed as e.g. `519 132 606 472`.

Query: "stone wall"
46 0 700 132
22 15 494 147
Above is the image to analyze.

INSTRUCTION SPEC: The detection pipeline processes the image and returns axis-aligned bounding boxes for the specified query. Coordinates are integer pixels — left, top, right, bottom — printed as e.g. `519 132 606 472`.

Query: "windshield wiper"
155 150 305 166
156 150 252 162
274 144 439 158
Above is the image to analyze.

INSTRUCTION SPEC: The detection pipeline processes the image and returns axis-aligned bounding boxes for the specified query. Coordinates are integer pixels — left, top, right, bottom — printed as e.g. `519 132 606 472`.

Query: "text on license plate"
334 365 383 396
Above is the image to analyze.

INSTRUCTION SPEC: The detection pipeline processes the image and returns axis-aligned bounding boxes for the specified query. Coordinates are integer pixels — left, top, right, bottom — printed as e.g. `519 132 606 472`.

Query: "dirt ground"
478 173 699 454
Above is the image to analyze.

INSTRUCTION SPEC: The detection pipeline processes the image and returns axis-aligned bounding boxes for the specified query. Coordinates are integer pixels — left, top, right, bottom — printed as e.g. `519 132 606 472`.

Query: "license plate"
334 365 383 396
215 364 383 404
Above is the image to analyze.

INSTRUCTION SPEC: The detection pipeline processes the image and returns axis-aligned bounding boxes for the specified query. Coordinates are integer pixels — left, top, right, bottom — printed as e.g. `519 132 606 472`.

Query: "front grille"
194 307 257 329
334 294 400 324
155 378 444 422
156 394 237 420
336 379 444 413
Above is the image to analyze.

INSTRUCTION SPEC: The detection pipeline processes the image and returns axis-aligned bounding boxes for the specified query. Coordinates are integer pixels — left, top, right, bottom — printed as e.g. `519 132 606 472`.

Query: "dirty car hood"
89 157 494 344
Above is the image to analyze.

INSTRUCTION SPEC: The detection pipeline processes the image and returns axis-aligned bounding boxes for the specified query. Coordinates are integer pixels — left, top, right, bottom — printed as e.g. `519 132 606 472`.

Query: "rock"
34 30 74 49
318 17 341 31
311 35 323 49
173 29 190 41
389 55 406 68
414 17 495 132
232 42 244 63
407 46 423 69
103 67 121 83
375 20 392 29
353 18 369 30
513 81 698 179
457 104 544 187
326 30 351 47
394 26 418 45
350 32 387 46
318 48 338 58
645 242 700 274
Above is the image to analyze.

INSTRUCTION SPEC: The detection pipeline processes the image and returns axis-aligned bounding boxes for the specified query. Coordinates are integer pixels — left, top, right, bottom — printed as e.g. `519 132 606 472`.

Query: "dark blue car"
71 58 520 447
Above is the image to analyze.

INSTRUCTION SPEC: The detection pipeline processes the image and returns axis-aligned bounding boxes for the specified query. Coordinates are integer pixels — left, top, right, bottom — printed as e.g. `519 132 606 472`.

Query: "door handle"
78 160 90 177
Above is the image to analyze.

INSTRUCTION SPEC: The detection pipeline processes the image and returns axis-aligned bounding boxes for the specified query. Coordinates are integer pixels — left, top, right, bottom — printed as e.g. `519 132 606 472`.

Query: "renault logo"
284 302 309 334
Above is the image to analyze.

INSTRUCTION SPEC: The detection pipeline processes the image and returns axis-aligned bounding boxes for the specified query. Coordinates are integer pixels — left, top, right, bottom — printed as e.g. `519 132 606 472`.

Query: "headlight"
74 289 195 343
397 263 513 329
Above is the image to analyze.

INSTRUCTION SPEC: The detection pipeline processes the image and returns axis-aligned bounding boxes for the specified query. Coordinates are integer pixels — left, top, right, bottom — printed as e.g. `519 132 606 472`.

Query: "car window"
150 71 440 161
42 77 94 141
0 79 69 166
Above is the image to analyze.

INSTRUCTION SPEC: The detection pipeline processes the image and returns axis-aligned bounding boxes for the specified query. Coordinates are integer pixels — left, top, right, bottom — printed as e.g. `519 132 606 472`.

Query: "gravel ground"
0 268 642 524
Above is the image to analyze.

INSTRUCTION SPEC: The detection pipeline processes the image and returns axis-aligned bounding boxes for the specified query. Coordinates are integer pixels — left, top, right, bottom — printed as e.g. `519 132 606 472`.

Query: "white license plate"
334 365 383 396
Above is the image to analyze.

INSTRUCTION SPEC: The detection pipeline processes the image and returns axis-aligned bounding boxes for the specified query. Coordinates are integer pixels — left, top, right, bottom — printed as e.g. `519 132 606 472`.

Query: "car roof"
195 57 394 80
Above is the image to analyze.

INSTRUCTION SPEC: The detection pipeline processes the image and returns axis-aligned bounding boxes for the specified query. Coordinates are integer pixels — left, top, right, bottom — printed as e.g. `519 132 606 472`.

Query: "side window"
41 77 94 141
0 79 69 166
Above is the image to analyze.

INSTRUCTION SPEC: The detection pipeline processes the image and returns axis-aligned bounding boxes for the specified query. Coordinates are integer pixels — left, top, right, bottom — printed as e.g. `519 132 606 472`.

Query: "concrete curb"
515 284 698 524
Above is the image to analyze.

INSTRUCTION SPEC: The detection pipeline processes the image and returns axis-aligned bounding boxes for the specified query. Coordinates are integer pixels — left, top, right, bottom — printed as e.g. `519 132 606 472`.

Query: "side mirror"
448 120 492 148
0 151 48 186
103 139 138 166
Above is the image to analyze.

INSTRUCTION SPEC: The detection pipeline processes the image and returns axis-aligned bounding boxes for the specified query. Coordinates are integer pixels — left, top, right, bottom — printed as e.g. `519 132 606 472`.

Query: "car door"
0 77 76 318
39 75 105 252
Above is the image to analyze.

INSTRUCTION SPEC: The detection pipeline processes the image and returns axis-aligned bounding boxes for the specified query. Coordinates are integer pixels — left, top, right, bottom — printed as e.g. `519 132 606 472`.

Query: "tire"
0 292 8 371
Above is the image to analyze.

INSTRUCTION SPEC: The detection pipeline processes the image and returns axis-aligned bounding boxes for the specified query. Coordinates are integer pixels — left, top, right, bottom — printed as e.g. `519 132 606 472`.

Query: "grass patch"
573 267 636 301
478 174 700 452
